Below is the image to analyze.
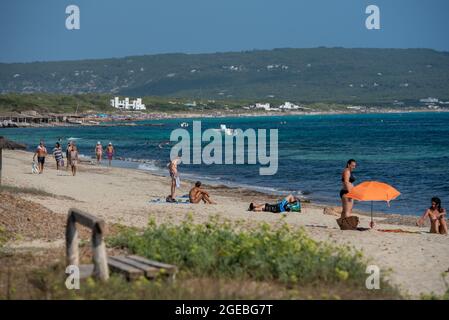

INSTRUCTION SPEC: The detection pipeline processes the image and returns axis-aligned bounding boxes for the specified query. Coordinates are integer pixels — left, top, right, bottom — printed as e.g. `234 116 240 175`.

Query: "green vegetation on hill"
0 93 253 113
1 48 448 104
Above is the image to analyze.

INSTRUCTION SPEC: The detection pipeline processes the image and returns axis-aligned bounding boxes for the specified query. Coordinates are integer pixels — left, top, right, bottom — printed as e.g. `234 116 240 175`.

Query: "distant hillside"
1 48 449 104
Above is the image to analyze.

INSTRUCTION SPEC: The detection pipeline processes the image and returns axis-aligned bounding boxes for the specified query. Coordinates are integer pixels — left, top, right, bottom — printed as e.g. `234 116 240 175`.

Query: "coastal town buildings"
110 97 146 110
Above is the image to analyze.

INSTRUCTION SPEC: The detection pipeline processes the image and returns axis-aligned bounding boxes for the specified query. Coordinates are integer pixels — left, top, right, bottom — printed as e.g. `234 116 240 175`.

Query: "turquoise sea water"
2 112 449 216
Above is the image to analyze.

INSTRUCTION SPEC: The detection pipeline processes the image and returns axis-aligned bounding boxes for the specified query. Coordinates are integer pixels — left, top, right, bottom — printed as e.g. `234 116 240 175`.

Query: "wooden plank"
127 255 178 275
110 256 160 278
68 208 106 233
108 258 144 281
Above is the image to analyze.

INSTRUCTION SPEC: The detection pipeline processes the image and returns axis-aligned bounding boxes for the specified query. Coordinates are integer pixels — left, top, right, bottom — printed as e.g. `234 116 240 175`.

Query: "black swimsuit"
340 173 355 198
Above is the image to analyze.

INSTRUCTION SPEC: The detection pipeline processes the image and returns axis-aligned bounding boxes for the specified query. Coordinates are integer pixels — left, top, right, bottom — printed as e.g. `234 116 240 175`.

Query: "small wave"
138 162 162 172
78 154 92 159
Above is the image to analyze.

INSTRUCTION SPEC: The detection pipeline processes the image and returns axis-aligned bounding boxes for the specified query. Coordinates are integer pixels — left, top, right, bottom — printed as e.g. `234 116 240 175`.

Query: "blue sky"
0 0 448 62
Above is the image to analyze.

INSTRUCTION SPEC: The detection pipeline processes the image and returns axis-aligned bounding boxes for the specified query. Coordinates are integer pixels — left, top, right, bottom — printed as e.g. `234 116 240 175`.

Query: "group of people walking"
94 141 115 166
32 140 115 176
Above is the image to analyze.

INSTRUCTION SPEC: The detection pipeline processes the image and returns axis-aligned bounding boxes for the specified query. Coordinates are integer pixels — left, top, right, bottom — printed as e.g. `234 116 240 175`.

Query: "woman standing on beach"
95 141 103 165
340 159 357 217
105 142 114 166
70 144 79 176
416 197 448 235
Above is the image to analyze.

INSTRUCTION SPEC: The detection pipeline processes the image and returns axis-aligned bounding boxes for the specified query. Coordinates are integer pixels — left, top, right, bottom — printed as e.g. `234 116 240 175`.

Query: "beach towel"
149 195 190 204
31 161 39 174
175 176 181 188
377 229 422 234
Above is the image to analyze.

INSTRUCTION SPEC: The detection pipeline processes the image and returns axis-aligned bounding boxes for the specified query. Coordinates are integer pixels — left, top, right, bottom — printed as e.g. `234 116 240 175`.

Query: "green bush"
109 215 367 285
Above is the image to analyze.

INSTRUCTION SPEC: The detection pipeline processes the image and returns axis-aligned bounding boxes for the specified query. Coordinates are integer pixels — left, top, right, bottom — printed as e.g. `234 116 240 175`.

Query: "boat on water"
213 124 238 136
67 119 83 125
180 122 189 128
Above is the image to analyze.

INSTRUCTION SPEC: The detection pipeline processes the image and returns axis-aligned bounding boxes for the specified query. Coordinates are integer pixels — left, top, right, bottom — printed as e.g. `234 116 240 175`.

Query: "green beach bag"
286 200 301 212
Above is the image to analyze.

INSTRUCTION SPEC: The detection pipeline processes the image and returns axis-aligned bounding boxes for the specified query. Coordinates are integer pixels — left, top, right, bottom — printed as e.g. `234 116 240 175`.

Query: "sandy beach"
1 149 449 298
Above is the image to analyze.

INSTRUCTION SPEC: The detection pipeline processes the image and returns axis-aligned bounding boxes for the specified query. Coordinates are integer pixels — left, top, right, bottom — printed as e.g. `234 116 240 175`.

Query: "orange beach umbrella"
345 181 401 228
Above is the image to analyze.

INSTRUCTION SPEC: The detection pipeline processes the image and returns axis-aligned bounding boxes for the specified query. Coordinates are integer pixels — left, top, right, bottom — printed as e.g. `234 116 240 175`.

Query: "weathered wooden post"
65 213 79 267
65 208 109 281
92 224 109 280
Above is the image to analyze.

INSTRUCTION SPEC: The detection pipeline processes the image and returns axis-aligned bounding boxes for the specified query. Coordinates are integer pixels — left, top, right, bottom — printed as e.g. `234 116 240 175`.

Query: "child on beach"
167 156 181 202
32 140 47 174
52 142 64 170
416 197 448 235
189 181 215 204
69 144 79 176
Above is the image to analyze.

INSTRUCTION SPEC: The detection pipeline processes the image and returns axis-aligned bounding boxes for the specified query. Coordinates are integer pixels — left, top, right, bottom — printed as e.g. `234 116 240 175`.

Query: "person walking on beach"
70 143 79 176
105 142 114 166
416 197 448 235
95 141 103 165
52 142 64 171
33 140 47 174
167 156 181 202
66 142 72 170
189 181 215 204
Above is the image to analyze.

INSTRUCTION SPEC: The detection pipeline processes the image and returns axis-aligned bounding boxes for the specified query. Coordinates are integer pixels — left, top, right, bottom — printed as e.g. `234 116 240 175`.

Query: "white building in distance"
279 102 301 110
253 103 271 110
111 97 146 110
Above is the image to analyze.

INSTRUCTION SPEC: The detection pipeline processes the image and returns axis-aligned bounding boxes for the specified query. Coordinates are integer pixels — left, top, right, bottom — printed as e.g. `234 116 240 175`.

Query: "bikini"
340 173 355 198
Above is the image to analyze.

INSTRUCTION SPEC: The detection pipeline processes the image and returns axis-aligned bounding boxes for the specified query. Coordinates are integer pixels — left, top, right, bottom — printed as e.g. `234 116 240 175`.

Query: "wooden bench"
65 208 177 281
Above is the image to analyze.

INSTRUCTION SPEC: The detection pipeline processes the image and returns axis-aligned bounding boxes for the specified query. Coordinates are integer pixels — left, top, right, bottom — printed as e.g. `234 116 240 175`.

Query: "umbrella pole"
371 201 373 228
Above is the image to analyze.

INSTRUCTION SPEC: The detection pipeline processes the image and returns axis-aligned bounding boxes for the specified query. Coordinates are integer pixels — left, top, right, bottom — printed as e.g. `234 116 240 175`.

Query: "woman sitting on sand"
248 194 300 213
416 197 448 235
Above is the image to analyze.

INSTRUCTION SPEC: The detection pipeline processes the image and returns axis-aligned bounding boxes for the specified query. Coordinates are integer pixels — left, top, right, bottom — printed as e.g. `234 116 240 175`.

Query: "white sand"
2 150 449 298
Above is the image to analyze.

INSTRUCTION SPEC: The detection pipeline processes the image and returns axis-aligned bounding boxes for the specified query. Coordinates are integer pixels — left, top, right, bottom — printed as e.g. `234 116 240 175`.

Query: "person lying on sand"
248 194 301 213
189 181 215 204
416 197 448 235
